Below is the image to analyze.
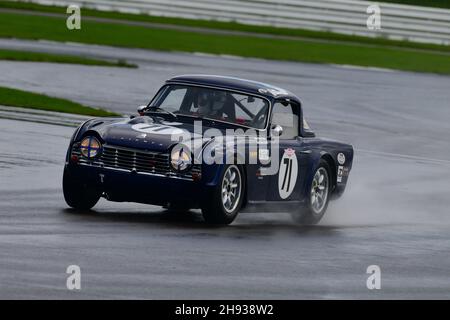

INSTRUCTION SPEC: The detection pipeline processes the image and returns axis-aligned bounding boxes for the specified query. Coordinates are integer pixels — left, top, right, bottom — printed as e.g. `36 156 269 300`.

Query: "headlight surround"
170 145 192 172
80 136 102 159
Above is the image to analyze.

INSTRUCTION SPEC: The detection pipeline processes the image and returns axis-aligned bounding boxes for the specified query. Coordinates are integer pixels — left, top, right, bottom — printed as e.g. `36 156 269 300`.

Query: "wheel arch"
229 155 248 209
238 163 248 209
223 153 248 209
321 154 337 193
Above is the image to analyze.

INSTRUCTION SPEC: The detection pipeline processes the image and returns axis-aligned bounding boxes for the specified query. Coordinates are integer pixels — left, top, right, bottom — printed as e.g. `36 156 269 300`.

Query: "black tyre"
291 159 331 225
63 169 100 210
202 164 245 225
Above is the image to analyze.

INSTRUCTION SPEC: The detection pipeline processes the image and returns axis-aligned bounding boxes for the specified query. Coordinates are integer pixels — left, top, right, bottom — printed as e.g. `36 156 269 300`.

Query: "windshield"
151 84 270 129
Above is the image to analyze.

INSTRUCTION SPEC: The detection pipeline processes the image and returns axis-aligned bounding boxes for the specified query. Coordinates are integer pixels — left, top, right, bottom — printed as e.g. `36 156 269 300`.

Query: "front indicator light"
70 154 79 163
192 171 202 181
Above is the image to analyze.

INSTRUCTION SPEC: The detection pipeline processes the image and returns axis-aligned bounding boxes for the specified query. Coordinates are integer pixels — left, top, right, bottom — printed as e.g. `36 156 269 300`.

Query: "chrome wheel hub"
221 165 242 214
310 167 329 214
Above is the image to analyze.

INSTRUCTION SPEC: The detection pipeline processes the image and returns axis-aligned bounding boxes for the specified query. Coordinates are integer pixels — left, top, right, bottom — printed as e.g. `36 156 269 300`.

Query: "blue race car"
63 75 353 225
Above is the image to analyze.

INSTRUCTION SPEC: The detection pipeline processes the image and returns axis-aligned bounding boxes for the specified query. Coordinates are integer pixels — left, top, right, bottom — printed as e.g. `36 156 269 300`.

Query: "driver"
197 90 227 118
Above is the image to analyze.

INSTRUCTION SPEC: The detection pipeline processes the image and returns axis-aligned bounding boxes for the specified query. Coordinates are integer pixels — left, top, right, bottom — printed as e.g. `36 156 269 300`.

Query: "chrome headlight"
170 145 192 172
80 136 102 158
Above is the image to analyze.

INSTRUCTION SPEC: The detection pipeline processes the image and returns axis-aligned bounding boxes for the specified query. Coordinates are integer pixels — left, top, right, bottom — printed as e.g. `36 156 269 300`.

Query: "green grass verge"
1 11 449 75
1 1 449 53
0 86 119 116
372 0 450 9
0 48 136 67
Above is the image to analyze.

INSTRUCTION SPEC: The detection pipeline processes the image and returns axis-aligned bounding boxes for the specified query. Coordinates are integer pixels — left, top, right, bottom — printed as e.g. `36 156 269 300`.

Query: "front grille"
71 144 200 180
102 145 169 174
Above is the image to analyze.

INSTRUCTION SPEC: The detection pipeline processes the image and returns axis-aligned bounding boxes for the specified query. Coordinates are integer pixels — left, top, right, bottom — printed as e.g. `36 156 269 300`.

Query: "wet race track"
1 39 450 299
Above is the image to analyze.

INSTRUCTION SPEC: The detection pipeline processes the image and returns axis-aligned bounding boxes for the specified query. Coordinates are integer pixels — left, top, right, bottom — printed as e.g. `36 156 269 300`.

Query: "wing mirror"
303 130 316 138
270 124 283 137
137 105 147 116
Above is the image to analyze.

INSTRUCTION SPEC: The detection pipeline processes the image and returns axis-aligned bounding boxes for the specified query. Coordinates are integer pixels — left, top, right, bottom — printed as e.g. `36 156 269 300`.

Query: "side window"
271 102 299 139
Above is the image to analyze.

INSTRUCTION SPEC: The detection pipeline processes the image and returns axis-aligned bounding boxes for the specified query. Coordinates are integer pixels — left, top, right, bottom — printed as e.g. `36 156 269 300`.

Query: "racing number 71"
281 157 293 193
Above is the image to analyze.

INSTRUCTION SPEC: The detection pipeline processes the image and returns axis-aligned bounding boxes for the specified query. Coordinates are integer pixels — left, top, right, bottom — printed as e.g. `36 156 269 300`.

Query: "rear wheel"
63 169 100 210
291 160 331 225
202 165 244 225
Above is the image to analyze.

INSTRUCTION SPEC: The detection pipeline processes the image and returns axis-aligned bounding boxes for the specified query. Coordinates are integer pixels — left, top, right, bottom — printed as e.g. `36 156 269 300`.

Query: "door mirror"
303 130 316 138
137 105 147 116
270 124 283 137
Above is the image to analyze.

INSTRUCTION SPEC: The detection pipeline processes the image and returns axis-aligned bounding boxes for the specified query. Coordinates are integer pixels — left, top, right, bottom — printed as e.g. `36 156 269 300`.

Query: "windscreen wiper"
145 106 177 119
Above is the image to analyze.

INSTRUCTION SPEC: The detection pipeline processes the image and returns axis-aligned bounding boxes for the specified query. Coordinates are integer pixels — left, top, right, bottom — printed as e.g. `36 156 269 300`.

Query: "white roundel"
278 148 298 199
337 152 346 165
131 123 185 135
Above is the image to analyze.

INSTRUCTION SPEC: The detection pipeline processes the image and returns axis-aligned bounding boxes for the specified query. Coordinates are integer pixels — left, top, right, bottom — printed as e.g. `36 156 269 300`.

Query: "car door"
266 100 308 201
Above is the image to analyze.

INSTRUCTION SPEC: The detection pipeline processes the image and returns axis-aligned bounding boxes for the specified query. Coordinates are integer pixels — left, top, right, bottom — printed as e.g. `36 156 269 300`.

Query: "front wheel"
291 160 331 225
63 169 100 210
202 165 245 225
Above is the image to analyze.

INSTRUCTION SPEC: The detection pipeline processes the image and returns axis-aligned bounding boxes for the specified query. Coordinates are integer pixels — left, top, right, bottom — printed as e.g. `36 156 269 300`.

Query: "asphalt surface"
1 39 450 299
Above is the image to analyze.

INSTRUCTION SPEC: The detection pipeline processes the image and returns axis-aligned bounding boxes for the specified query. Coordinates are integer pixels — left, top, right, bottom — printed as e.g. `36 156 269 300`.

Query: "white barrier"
16 0 450 45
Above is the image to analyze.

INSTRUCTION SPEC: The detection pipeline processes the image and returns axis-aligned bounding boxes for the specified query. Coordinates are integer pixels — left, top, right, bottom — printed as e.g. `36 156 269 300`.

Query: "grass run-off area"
0 48 136 67
0 6 449 74
0 86 118 116
1 1 449 53
372 0 450 9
